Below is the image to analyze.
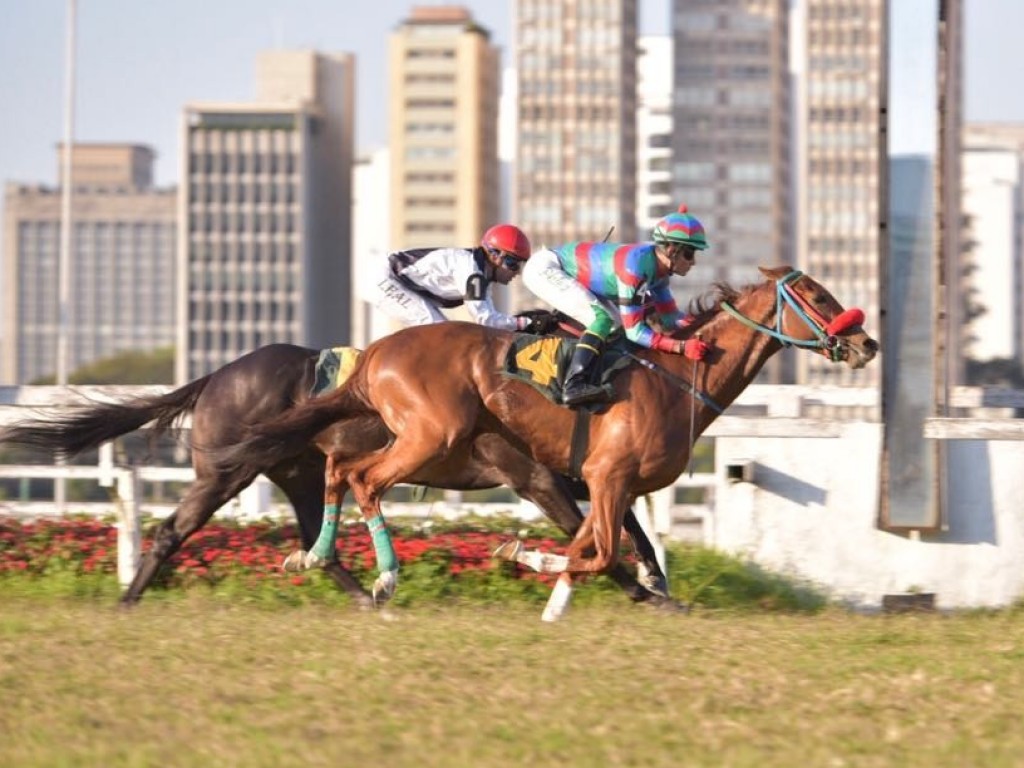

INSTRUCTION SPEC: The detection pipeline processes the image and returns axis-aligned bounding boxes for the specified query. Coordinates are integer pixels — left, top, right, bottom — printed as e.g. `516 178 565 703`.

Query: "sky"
0 0 1022 191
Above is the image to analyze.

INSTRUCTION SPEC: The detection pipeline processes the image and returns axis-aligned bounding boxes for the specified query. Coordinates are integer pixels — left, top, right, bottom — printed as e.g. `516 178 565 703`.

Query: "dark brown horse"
212 267 879 616
0 335 671 608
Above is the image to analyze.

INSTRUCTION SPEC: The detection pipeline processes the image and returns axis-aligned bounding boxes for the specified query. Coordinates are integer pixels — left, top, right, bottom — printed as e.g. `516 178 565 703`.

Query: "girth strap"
568 408 591 479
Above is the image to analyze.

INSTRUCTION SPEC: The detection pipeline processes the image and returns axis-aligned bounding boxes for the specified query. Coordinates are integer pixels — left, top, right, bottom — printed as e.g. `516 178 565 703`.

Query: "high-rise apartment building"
962 123 1024 366
388 6 501 250
178 50 354 382
351 147 394 347
799 0 887 390
514 0 638 308
636 36 674 238
671 0 792 382
1 144 176 384
671 1 792 306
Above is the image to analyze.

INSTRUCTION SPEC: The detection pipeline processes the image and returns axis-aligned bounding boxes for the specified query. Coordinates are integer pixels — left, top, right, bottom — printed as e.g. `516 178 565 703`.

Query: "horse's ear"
758 265 795 281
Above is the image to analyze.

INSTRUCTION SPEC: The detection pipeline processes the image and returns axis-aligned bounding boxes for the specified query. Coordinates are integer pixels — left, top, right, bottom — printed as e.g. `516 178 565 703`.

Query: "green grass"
1 596 1023 767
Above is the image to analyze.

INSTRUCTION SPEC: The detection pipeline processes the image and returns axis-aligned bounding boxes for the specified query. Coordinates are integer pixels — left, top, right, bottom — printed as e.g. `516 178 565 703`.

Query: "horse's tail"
0 376 211 459
211 378 369 473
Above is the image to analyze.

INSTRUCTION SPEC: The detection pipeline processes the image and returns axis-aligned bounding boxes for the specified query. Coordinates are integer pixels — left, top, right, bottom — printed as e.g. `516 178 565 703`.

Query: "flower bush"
0 514 597 605
0 514 827 611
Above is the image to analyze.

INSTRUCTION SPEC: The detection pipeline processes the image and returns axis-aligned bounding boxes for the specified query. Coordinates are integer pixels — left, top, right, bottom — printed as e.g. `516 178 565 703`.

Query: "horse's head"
755 265 879 369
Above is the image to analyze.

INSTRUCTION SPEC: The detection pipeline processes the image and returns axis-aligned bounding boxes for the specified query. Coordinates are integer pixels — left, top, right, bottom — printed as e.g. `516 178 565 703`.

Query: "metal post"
115 467 141 588
55 0 77 514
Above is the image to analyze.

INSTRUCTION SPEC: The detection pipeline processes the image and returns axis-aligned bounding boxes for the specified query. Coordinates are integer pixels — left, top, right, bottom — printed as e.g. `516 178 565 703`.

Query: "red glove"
681 338 709 361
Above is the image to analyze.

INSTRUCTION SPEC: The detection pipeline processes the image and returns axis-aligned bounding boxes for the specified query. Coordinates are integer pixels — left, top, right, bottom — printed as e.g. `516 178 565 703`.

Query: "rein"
719 270 860 363
622 269 863 422
625 352 724 414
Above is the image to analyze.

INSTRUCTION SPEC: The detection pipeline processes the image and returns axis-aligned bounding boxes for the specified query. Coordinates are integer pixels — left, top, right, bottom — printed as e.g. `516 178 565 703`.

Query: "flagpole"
56 0 77 513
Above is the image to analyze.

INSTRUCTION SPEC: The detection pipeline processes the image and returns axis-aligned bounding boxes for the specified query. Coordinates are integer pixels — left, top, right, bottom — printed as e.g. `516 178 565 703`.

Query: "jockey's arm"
449 253 525 331
618 282 679 353
464 293 523 331
648 282 691 329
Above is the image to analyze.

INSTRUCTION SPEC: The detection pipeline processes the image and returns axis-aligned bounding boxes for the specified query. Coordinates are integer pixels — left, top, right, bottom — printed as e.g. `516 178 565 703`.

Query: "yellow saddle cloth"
311 346 362 397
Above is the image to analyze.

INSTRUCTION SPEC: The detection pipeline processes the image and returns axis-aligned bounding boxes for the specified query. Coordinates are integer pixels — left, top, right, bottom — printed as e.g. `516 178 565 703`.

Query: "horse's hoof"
372 569 399 607
638 594 691 614
282 550 327 572
492 540 523 561
636 563 670 598
281 550 308 572
303 551 326 570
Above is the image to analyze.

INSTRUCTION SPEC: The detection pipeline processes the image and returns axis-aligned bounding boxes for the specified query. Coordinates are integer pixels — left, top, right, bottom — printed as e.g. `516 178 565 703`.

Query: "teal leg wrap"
367 514 398 573
309 503 340 560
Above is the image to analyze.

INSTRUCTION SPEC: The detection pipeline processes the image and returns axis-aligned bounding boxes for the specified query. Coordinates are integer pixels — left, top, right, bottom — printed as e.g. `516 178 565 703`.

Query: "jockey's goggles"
486 247 522 272
672 244 697 263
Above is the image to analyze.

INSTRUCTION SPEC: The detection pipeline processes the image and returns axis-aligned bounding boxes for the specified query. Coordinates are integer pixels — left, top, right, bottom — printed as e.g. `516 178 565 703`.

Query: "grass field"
1 596 1022 767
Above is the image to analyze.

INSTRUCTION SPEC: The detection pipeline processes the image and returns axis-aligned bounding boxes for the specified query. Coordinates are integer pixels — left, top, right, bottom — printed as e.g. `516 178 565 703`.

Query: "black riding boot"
561 333 609 407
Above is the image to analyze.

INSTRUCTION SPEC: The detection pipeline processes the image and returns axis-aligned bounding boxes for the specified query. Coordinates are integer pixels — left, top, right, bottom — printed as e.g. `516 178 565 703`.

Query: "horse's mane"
684 280 751 325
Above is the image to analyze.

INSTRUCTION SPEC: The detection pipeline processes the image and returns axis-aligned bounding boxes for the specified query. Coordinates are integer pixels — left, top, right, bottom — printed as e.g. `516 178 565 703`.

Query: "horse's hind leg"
119 472 252 606
346 430 461 604
622 505 669 598
267 455 373 610
344 461 399 606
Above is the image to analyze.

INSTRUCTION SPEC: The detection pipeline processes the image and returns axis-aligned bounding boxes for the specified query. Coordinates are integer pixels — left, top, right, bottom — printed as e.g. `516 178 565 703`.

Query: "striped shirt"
553 241 688 348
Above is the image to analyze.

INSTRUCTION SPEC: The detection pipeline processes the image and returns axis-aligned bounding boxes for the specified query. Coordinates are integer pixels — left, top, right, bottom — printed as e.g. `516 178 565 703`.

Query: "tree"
31 346 175 385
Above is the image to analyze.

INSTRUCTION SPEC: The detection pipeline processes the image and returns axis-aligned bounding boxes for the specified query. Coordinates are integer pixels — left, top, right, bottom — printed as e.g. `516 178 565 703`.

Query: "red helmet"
481 224 531 262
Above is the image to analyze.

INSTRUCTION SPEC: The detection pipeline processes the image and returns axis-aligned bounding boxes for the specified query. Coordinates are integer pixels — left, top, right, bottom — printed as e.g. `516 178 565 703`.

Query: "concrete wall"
710 424 1024 610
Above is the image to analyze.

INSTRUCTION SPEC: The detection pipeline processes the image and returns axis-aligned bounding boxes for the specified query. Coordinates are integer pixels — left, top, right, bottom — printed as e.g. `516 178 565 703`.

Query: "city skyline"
0 0 1022 196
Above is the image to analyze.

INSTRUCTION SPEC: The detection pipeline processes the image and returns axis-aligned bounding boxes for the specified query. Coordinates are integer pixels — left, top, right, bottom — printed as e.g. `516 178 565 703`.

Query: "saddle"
502 335 632 407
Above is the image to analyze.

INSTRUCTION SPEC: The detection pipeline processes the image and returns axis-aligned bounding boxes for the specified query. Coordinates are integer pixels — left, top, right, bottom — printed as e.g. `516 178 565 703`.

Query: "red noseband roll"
825 308 865 335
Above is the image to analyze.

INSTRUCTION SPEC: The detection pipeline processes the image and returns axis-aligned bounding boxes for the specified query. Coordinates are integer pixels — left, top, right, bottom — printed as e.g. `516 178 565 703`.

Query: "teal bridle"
720 270 862 364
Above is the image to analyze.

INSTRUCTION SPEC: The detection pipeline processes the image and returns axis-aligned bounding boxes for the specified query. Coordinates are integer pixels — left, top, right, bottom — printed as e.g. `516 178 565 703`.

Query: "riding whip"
686 333 701 478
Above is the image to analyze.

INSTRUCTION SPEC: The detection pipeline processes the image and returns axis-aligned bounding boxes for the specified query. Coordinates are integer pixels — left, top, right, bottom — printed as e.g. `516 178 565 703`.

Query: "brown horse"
1 329 672 609
213 266 878 613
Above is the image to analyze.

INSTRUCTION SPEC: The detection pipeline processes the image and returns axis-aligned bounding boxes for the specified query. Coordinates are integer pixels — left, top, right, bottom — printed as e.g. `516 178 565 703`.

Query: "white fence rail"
0 383 883 588
5 383 1024 606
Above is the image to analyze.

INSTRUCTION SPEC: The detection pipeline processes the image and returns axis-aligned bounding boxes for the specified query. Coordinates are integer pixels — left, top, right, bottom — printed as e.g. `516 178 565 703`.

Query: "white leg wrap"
541 574 574 622
517 549 570 574
282 549 324 572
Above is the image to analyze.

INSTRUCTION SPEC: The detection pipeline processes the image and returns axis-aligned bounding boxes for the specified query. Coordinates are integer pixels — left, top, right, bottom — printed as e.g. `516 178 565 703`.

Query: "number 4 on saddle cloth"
503 335 633 409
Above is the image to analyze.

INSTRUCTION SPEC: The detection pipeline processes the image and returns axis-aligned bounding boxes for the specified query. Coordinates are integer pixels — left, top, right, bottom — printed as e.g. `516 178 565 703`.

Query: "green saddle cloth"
502 334 633 404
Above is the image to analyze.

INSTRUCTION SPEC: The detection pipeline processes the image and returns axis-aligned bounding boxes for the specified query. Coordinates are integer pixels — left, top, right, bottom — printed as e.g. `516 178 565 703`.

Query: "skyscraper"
671 0 792 310
636 35 674 238
514 0 638 307
177 50 354 382
799 0 887 390
962 123 1024 365
1 144 176 384
388 6 501 250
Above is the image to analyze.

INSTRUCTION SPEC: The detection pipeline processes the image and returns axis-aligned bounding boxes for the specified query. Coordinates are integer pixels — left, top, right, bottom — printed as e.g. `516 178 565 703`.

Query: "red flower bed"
0 516 568 590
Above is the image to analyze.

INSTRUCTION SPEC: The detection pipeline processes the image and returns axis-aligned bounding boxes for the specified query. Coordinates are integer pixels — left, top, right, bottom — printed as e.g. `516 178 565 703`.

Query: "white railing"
0 383 880 586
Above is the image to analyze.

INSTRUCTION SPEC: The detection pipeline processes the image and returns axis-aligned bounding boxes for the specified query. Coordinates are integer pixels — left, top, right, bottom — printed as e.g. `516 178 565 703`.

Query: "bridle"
719 270 865 363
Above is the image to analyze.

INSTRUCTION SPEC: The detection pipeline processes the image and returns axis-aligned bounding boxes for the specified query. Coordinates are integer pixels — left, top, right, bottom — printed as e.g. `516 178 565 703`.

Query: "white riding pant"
371 268 447 326
522 248 622 336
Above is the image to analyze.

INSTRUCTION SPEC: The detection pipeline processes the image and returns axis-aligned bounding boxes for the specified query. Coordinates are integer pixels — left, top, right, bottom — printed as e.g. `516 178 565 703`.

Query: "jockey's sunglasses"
486 246 522 272
674 245 697 263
